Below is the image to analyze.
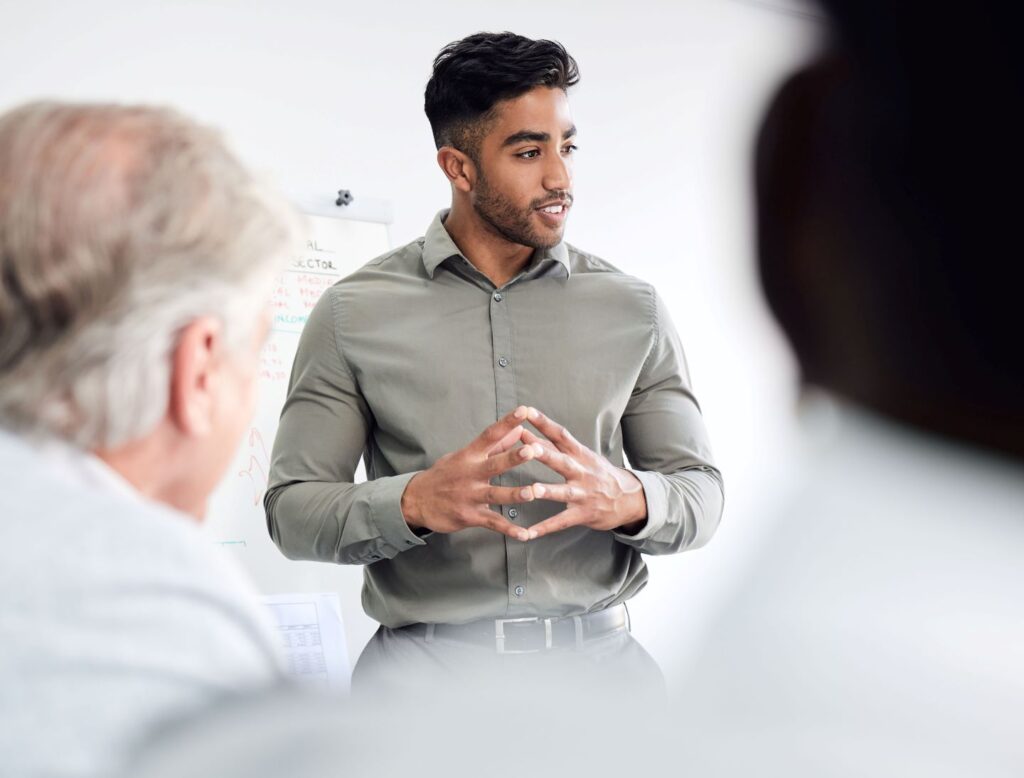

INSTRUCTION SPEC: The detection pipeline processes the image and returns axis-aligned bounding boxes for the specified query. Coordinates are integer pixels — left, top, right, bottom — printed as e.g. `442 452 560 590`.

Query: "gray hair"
0 101 297 448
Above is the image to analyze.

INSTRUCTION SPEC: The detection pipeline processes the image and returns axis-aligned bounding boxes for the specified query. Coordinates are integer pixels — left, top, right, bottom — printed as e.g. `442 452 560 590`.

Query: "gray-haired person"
0 102 295 778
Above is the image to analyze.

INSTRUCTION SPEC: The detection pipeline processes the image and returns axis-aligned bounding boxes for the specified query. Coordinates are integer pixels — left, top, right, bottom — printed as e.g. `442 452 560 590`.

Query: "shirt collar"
421 209 571 280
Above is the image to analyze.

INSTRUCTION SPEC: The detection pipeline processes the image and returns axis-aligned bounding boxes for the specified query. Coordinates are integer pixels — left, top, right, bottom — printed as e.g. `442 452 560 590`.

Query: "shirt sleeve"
263 289 427 566
612 289 724 554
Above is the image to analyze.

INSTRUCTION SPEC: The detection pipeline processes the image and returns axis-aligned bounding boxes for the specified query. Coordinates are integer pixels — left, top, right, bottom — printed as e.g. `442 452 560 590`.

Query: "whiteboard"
204 202 391 667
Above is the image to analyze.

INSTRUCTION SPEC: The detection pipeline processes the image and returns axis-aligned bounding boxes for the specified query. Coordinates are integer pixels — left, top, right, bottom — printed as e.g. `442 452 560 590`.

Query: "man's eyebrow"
501 125 578 147
502 130 549 147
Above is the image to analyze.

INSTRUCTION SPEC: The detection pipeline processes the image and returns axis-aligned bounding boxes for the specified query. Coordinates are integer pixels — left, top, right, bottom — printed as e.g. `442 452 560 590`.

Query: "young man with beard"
265 32 723 698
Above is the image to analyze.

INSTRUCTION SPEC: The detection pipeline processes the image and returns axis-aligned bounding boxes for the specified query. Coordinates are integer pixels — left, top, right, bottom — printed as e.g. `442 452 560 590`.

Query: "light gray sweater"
0 429 287 778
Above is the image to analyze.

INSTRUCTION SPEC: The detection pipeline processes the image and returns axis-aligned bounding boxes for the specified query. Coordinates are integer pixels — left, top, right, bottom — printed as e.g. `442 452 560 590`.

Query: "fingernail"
533 484 546 498
514 406 528 419
528 530 538 540
532 444 545 456
518 530 530 542
520 487 533 500
520 446 532 458
527 407 538 420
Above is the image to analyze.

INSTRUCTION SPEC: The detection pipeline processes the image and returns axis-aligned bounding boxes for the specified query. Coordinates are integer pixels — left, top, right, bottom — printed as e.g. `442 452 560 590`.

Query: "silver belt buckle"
495 617 553 654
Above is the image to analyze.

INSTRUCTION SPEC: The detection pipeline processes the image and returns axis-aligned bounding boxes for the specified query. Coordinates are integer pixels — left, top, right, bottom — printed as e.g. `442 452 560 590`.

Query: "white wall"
0 0 821 684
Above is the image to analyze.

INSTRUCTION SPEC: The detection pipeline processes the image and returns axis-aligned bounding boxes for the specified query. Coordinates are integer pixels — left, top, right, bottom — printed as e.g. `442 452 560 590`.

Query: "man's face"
470 86 576 250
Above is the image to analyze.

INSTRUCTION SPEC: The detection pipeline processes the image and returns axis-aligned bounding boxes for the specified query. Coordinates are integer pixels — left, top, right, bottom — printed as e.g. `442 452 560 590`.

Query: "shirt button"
498 357 509 367
508 508 518 519
514 585 525 597
493 292 503 302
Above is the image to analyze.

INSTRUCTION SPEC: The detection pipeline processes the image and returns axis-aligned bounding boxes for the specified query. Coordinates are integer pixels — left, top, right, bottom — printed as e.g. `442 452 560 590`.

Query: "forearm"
612 466 724 555
264 472 424 565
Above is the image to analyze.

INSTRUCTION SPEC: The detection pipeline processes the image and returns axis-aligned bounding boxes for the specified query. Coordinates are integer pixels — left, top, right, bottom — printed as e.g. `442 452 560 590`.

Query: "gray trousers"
353 617 665 708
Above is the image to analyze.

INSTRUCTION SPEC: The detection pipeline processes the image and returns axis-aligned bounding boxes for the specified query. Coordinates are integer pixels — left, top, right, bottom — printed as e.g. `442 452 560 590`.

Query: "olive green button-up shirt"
265 211 724 628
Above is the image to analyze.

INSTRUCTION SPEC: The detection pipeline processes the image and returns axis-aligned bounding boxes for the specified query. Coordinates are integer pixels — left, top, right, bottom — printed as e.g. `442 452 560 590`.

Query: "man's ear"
437 146 476 193
169 316 224 437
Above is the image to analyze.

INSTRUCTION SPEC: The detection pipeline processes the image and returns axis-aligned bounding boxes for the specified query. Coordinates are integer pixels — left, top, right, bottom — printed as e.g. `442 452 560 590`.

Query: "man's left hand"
521 409 648 540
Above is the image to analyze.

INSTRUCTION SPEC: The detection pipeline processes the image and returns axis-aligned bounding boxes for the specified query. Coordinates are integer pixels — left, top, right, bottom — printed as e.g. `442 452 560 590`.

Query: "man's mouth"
534 199 571 221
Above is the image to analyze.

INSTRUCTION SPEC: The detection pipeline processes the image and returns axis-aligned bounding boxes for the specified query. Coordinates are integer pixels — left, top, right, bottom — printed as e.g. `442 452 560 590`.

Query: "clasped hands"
401 405 647 542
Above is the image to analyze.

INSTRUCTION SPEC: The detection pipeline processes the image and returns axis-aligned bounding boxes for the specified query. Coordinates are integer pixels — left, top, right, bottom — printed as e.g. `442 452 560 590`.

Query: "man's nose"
542 151 571 192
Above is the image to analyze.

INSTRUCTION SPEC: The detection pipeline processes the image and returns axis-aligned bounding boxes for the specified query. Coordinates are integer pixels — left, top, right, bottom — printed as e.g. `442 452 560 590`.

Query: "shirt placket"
488 285 529 615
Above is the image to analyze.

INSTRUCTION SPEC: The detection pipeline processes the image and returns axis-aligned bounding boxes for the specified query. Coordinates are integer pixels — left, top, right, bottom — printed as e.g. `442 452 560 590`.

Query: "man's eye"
563 144 579 155
517 150 540 159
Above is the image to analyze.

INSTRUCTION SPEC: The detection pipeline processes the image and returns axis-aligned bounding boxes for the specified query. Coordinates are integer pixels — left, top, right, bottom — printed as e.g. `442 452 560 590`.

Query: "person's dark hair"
755 3 1023 460
424 32 579 158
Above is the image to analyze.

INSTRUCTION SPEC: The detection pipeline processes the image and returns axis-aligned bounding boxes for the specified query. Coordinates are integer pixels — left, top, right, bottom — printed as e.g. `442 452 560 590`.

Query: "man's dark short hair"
424 32 580 158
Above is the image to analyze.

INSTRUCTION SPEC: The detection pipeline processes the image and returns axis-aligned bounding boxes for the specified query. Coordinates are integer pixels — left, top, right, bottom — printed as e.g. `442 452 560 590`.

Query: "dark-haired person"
265 32 723 697
674 1 1024 773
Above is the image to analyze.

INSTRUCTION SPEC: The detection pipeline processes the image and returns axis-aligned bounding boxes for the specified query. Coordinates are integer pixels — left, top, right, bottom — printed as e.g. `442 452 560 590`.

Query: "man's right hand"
400 406 542 542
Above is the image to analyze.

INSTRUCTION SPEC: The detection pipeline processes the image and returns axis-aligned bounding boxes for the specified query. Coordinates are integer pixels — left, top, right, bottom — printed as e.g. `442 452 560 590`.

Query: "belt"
400 604 629 655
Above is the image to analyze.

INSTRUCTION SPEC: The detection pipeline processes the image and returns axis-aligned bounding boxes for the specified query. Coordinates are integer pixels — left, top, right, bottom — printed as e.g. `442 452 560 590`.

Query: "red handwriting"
238 428 271 506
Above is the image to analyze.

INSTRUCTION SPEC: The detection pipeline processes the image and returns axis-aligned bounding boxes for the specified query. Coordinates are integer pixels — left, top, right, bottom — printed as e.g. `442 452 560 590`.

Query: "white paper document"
261 592 351 692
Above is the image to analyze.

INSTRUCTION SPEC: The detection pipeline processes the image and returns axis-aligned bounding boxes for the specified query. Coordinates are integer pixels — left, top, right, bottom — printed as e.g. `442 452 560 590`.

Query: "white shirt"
0 429 286 778
673 393 1024 776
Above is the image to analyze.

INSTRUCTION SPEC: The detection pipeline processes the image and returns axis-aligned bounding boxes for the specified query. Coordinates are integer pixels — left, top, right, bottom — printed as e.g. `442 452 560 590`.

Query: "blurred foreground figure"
675 1 1024 775
0 102 295 778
